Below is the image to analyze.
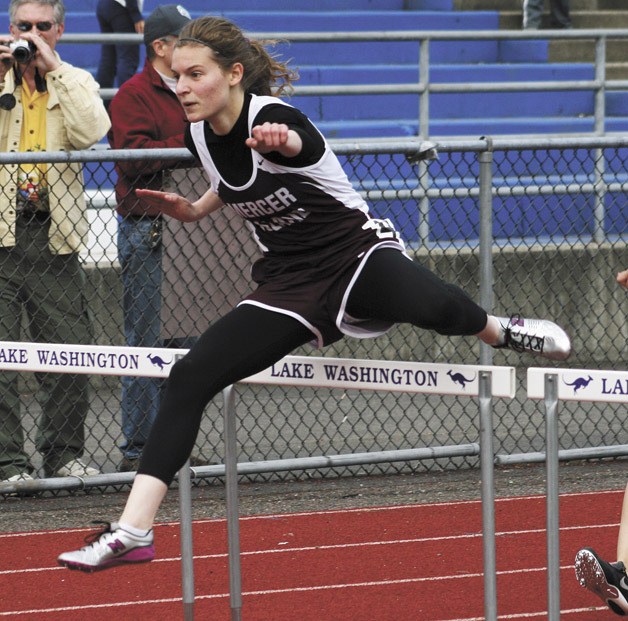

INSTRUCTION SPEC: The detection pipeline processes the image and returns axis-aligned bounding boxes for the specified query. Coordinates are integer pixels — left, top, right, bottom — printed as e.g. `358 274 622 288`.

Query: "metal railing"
58 28 628 137
2 132 625 245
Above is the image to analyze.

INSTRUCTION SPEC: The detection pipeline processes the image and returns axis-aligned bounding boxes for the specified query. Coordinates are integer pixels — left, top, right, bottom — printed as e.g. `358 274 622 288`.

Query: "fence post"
594 35 607 136
593 35 608 243
478 138 494 366
418 37 431 246
418 37 430 139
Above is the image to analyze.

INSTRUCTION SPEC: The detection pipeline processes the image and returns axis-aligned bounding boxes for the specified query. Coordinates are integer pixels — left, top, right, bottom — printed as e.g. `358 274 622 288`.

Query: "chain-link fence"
0 135 625 491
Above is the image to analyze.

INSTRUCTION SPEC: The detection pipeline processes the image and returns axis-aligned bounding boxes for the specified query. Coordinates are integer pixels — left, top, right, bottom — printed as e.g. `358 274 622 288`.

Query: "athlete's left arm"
135 186 223 222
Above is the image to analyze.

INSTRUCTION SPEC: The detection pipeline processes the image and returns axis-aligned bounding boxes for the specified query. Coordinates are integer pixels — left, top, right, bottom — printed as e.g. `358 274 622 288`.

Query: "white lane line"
0 521 618 576
0 565 595 618
1 488 622 539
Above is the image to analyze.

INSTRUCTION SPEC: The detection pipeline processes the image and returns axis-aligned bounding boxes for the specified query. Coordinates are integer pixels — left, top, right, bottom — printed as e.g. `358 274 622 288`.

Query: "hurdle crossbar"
527 366 628 621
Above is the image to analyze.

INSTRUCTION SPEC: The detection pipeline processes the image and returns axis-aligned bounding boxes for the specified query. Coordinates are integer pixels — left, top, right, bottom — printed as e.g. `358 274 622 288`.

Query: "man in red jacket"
108 4 194 472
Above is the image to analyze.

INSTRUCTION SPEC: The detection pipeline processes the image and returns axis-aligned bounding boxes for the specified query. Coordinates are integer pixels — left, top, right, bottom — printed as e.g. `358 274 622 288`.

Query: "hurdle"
224 356 516 621
527 366 628 621
0 341 199 619
0 341 516 620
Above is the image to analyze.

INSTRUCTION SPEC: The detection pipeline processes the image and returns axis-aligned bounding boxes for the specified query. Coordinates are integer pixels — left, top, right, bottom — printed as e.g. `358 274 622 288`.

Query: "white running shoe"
494 315 571 361
575 547 628 616
58 521 155 572
1 472 34 483
0 472 36 496
54 459 100 478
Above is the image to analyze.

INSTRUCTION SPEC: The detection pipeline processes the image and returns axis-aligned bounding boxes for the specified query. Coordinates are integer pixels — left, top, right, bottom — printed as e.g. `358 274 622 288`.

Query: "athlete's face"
173 45 243 133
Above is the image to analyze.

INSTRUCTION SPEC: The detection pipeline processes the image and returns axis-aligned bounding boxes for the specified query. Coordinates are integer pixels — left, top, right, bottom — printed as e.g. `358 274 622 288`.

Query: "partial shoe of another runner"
575 547 628 616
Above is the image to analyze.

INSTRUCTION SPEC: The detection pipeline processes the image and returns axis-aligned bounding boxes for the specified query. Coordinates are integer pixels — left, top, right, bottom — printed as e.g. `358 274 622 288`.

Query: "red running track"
0 489 623 620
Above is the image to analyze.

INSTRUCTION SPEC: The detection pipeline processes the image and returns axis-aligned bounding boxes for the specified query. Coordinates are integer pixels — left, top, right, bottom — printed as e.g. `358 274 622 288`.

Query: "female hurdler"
58 16 571 571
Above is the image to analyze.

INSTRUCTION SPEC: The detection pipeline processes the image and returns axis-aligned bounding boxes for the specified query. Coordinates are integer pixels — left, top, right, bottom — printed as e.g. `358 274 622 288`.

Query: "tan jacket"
0 57 110 254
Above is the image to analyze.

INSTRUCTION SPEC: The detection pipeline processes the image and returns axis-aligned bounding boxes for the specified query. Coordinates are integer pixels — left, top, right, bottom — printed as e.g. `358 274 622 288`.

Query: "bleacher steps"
548 39 628 82
498 10 628 30
451 0 625 11
453 1 628 87
3 1 625 135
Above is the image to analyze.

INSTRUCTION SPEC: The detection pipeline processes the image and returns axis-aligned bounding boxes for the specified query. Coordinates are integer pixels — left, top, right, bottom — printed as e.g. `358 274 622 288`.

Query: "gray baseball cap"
143 4 192 45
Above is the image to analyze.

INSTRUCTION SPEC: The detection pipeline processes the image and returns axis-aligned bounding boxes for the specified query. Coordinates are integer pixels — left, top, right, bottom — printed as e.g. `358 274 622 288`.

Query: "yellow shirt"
0 57 110 254
18 81 48 204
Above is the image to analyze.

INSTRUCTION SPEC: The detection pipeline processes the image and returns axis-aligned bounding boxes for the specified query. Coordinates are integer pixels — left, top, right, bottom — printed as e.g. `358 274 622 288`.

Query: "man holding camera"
0 0 110 482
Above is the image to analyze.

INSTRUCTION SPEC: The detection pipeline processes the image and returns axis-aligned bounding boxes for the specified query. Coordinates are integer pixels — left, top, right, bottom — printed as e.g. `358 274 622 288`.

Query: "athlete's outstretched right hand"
136 188 223 222
246 122 303 158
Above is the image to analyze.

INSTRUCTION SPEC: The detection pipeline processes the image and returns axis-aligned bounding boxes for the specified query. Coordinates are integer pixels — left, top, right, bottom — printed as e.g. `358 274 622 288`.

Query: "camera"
9 40 36 64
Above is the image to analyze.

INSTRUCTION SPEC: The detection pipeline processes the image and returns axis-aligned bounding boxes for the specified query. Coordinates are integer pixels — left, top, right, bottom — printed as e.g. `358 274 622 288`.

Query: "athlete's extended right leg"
347 248 571 361
57 305 313 572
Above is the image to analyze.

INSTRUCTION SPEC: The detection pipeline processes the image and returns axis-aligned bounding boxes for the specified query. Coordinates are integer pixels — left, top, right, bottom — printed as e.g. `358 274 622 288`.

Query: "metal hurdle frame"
0 341 197 617
0 341 516 620
224 356 516 621
527 367 628 621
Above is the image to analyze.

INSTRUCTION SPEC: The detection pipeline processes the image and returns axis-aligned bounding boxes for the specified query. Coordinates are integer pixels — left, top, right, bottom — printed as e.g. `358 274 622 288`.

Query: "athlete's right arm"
617 269 628 290
245 122 303 158
135 187 223 222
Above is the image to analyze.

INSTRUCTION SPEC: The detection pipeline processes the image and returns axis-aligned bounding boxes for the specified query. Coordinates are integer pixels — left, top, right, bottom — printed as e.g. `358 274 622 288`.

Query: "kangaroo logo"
447 369 476 389
147 353 172 370
564 375 593 395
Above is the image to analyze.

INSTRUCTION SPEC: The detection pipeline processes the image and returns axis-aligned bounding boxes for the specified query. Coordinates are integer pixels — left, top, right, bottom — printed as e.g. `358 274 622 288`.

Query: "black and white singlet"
186 94 407 347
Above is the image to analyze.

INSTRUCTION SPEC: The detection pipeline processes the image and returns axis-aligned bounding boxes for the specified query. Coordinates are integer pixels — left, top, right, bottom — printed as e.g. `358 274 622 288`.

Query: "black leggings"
138 249 488 484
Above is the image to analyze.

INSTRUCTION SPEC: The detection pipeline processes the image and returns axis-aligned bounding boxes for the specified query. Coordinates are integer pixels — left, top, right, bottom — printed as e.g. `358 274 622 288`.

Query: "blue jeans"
96 0 140 89
118 217 162 459
523 0 571 29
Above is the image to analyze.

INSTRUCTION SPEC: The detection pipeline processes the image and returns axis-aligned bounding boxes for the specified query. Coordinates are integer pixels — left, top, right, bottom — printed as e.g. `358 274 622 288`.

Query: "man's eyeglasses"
14 21 55 32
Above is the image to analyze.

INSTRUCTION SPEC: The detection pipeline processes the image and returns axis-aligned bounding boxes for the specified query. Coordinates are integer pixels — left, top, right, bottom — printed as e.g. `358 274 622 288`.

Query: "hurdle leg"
178 459 195 621
223 386 243 621
479 371 497 621
544 374 560 621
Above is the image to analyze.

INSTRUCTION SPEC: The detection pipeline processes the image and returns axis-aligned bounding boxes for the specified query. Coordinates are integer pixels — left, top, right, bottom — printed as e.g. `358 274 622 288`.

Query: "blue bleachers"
1 4 625 139
1 0 624 243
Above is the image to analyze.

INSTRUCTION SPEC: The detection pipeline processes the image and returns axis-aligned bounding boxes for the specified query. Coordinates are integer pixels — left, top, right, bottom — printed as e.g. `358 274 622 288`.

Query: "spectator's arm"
125 0 143 25
47 63 110 148
109 86 187 177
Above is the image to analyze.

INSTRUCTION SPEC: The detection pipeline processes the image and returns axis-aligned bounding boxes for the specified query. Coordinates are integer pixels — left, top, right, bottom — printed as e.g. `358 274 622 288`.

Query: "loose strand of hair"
249 38 299 98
